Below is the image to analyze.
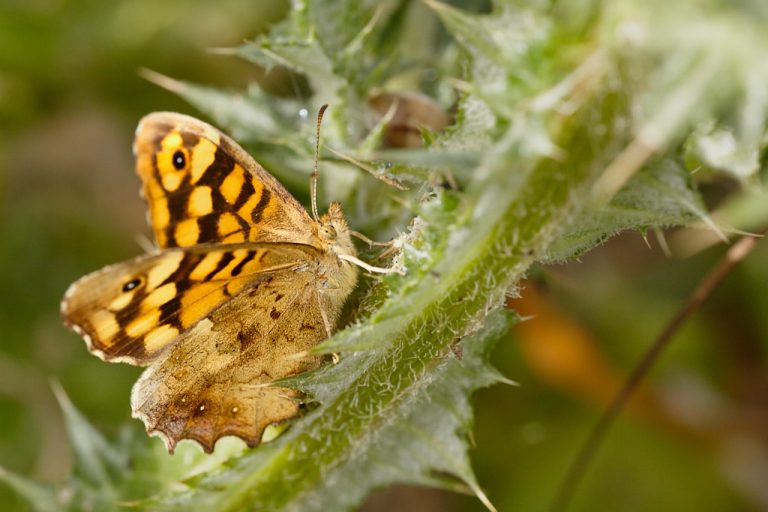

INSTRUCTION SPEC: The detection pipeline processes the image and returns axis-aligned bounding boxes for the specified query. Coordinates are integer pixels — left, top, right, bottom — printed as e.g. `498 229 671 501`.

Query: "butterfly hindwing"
134 112 317 248
131 266 327 453
61 243 321 365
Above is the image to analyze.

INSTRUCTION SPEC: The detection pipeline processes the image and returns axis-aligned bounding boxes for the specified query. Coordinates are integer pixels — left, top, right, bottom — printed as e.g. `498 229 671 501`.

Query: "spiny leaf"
140 69 296 143
5 385 246 511
289 310 515 512
544 160 707 261
238 40 342 99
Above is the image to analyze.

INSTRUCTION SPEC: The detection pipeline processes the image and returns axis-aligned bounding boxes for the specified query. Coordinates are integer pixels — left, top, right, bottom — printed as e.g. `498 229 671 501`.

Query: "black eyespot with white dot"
172 150 186 170
122 277 143 293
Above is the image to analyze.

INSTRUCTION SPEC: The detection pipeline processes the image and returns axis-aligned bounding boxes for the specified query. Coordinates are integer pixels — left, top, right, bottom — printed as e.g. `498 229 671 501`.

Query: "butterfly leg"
315 288 333 338
338 253 404 275
351 230 405 262
315 288 341 364
350 230 390 247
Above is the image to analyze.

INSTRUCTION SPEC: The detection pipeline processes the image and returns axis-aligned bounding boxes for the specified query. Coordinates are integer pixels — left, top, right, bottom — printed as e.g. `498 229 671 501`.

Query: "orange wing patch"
134 113 314 249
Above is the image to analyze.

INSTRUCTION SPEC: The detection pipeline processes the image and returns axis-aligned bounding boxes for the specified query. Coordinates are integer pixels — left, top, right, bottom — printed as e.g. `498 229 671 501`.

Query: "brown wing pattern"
134 112 317 249
61 243 320 365
130 268 326 453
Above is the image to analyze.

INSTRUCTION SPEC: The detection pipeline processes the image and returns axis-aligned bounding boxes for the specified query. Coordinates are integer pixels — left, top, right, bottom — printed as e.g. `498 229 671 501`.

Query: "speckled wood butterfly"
61 107 385 453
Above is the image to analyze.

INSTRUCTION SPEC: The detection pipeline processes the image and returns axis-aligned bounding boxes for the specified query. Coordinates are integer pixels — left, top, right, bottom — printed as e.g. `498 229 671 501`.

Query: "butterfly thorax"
315 201 358 297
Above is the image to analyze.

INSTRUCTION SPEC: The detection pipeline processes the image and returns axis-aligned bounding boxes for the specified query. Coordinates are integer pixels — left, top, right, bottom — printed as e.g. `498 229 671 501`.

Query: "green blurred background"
1 1 767 511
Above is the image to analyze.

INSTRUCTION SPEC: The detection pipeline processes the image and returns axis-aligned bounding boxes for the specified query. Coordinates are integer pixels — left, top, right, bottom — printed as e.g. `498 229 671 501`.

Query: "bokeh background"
1 1 767 511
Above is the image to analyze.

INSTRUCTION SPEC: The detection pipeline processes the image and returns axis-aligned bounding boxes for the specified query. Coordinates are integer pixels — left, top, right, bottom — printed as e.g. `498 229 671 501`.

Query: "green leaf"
544 160 707 260
6 385 249 512
238 40 343 99
0 467 61 512
309 0 379 58
141 70 295 143
52 382 125 495
686 123 764 182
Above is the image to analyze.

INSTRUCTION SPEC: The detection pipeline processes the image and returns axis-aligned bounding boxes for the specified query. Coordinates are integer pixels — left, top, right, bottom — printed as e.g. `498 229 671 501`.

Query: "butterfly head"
318 202 355 258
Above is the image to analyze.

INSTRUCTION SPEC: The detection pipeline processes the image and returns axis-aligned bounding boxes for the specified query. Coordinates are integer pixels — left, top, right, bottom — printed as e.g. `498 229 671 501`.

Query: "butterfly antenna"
311 104 329 222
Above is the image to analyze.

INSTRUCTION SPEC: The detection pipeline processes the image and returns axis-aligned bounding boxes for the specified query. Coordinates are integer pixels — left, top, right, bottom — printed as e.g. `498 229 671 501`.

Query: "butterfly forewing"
134 112 317 249
61 243 320 365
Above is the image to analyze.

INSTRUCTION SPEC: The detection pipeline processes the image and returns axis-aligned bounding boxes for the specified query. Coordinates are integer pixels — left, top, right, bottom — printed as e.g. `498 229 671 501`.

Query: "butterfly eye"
320 225 337 240
122 277 144 293
172 150 186 170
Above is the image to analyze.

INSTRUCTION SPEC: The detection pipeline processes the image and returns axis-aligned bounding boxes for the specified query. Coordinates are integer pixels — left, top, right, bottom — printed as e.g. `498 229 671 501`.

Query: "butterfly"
60 107 386 453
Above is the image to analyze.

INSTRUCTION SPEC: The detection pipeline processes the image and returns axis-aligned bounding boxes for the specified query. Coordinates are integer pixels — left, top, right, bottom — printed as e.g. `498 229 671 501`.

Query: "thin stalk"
551 228 767 512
